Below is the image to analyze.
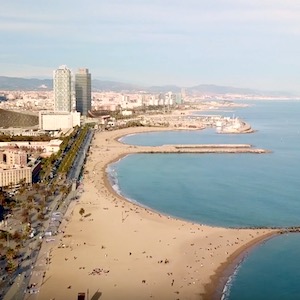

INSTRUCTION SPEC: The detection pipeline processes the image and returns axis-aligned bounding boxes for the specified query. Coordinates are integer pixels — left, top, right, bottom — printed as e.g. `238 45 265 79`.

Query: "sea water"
108 100 300 299
224 233 300 300
113 100 300 228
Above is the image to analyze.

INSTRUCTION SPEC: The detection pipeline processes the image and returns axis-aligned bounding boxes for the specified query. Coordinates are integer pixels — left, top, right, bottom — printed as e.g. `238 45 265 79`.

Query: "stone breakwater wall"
131 144 271 154
104 127 270 155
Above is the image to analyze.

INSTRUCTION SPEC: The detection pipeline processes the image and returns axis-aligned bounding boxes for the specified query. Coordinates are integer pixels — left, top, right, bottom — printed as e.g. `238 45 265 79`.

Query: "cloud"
1 0 300 92
1 0 300 42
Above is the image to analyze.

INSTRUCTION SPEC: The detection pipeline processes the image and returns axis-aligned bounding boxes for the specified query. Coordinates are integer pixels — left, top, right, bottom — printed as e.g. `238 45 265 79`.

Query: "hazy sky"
1 0 300 92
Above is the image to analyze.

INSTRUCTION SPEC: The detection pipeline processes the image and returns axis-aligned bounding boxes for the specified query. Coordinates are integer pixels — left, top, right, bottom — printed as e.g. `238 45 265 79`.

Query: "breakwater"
132 144 271 154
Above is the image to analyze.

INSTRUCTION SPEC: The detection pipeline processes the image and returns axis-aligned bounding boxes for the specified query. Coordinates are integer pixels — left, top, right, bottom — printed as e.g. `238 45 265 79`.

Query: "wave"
106 162 141 206
118 133 137 143
106 164 118 187
221 256 246 300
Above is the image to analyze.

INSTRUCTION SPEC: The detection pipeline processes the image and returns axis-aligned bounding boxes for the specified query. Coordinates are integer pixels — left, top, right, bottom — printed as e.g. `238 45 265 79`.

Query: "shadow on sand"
90 289 102 300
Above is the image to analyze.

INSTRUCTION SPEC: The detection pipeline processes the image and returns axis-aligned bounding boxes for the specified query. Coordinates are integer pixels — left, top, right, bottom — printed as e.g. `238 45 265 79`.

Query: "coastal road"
67 128 94 182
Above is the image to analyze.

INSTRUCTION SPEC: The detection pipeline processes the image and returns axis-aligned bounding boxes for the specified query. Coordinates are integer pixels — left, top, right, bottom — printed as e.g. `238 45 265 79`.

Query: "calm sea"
108 100 300 299
224 233 300 300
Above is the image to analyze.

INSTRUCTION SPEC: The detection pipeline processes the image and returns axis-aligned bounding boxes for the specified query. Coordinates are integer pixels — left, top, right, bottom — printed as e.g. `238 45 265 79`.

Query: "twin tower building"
39 66 91 130
53 65 91 116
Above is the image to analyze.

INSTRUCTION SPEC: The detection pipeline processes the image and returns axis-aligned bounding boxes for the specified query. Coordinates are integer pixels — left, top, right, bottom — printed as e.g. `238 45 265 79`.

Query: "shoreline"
103 130 282 300
35 126 277 300
98 127 277 299
104 127 281 299
203 232 278 300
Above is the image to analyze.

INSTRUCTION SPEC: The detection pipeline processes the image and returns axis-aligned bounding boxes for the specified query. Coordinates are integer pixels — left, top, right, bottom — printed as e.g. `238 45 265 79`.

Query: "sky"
1 0 300 93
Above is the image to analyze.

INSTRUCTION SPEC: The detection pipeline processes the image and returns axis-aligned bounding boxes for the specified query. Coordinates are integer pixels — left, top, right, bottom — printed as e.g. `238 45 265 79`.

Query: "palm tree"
18 178 27 193
8 182 14 193
2 231 11 248
15 243 21 252
5 247 16 261
0 243 4 257
6 258 17 273
37 212 45 221
21 208 30 223
0 191 5 206
26 195 34 206
12 231 22 242
33 183 40 191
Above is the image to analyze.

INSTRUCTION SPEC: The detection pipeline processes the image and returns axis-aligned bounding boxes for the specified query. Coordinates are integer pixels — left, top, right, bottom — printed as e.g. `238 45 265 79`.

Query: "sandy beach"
35 127 278 300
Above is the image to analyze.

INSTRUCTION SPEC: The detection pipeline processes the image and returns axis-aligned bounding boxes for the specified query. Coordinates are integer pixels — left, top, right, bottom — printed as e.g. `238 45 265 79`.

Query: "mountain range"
0 76 296 97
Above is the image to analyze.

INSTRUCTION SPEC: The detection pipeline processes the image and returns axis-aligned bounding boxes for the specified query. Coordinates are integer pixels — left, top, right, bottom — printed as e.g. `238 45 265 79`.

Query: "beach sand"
36 127 277 300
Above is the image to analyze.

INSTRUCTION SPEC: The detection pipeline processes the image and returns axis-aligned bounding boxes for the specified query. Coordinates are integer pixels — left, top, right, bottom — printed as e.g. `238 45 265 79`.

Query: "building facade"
75 68 91 116
0 149 31 188
53 65 72 112
0 150 28 167
0 140 63 154
0 166 32 188
39 111 81 131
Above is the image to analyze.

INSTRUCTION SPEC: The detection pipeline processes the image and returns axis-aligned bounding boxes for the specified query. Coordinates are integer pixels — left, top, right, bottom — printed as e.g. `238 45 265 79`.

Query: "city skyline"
1 1 300 93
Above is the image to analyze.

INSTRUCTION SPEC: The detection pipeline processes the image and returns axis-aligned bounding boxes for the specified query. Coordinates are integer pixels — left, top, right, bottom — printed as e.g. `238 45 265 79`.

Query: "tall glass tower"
75 68 91 116
53 65 72 112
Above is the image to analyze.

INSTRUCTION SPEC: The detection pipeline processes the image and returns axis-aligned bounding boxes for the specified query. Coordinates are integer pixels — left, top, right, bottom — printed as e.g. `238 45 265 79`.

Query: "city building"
39 111 81 131
175 93 183 104
75 68 91 116
0 166 32 188
53 65 72 112
0 149 28 167
0 149 31 187
0 139 63 158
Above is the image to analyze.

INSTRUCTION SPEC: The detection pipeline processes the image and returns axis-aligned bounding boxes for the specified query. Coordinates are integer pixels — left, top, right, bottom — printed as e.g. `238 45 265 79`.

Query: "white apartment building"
0 166 32 188
39 111 81 131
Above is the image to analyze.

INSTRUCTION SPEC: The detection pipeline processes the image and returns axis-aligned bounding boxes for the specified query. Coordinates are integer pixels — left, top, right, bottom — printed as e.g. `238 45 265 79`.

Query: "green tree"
6 258 17 273
5 247 16 261
0 191 5 206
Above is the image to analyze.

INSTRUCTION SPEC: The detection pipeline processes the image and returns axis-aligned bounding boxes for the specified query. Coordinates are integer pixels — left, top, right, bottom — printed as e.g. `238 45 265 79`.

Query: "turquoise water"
112 100 300 228
110 153 300 227
108 100 300 299
225 233 300 300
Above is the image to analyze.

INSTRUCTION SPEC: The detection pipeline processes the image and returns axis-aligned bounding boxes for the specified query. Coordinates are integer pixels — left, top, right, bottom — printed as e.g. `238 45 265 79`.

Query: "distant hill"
0 109 39 128
92 79 141 92
185 84 295 97
187 84 258 95
0 76 52 91
0 76 140 92
0 76 296 97
147 85 181 94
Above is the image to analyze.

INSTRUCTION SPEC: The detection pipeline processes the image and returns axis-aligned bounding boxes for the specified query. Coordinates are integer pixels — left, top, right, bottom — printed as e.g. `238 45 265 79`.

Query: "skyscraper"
53 65 72 112
75 68 91 116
